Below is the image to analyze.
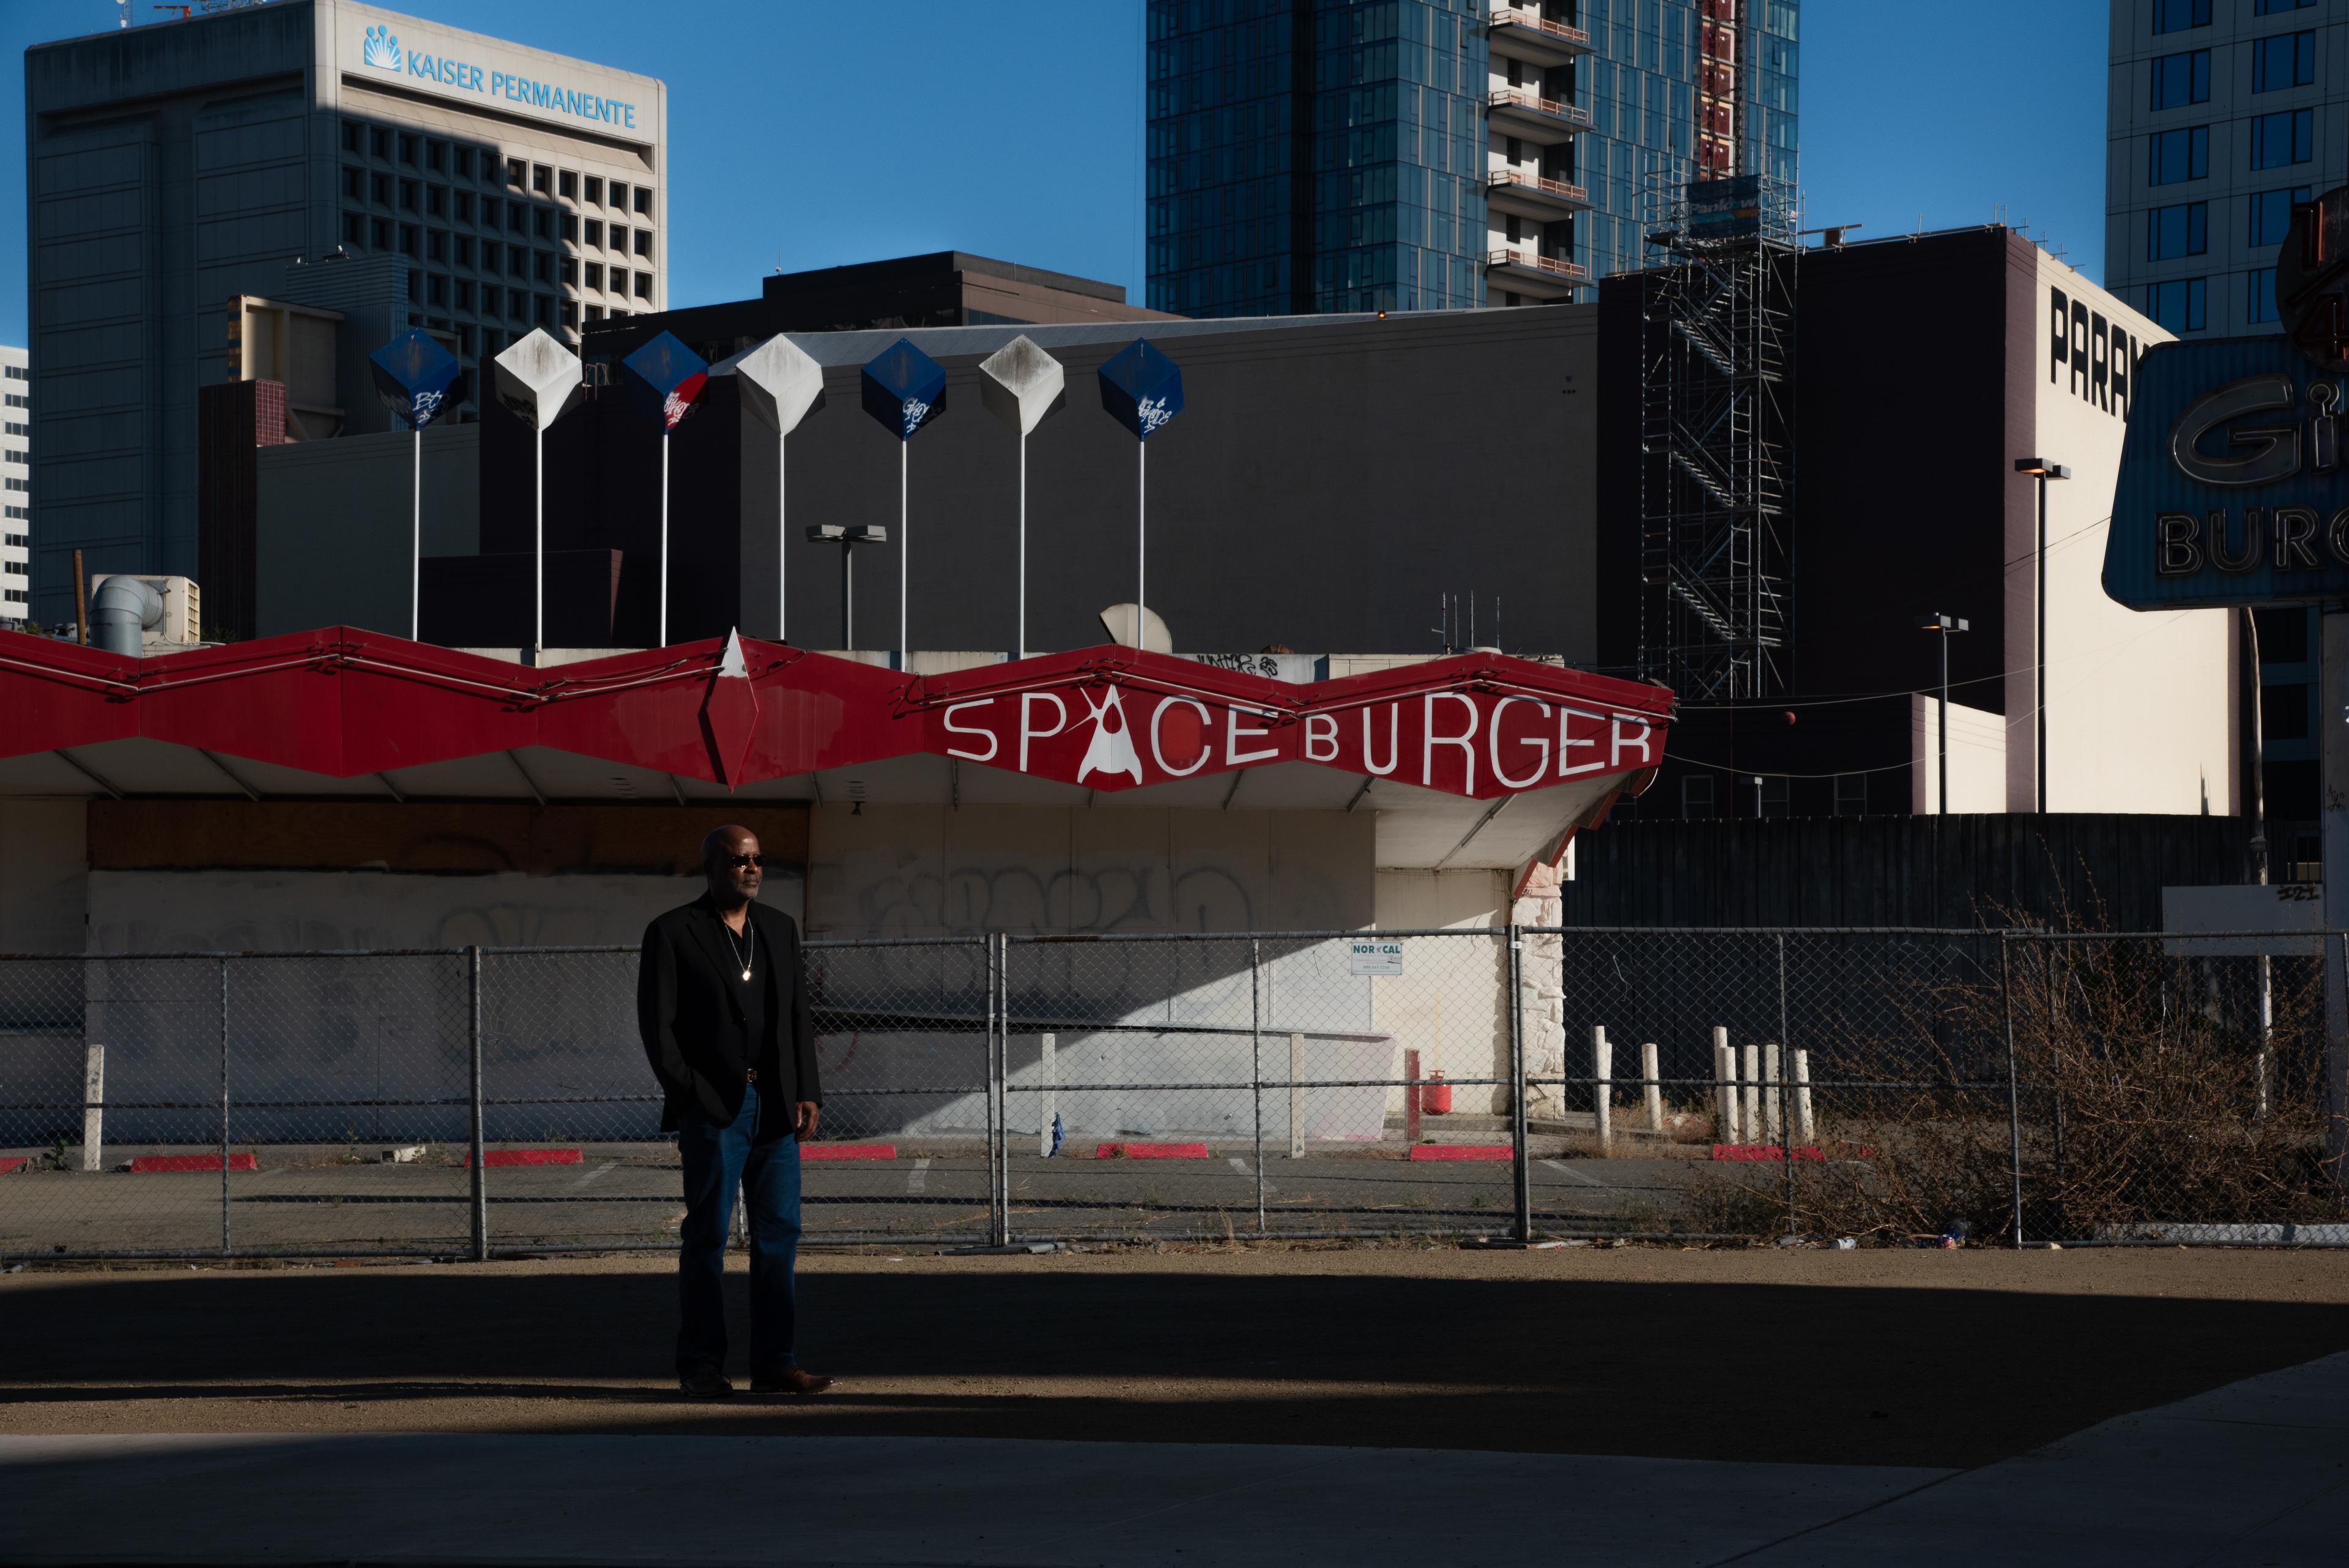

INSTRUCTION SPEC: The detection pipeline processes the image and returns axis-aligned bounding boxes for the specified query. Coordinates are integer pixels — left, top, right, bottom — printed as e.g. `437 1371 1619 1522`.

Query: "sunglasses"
716 853 773 870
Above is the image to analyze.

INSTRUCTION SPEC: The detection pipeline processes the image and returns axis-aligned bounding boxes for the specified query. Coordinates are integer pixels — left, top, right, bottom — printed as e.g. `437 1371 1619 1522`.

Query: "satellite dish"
1099 603 1173 653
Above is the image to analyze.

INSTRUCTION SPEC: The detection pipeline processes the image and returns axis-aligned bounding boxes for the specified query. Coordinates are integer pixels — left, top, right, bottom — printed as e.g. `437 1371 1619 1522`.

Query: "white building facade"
1 347 26 626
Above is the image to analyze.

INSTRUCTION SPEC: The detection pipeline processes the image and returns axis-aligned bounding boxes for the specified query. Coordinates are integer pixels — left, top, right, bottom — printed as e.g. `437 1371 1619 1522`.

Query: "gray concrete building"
21 0 665 626
2106 0 2345 338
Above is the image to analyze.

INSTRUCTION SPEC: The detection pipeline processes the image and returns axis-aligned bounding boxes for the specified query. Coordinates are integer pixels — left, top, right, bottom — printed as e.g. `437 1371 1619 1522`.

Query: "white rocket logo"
1075 685 1144 786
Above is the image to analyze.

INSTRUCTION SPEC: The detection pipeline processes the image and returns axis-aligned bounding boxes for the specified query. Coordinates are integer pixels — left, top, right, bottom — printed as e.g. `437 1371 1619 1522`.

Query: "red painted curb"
130 1154 258 1173
1408 1144 1512 1161
1095 1142 1211 1159
801 1143 897 1161
464 1148 583 1167
0 1157 26 1174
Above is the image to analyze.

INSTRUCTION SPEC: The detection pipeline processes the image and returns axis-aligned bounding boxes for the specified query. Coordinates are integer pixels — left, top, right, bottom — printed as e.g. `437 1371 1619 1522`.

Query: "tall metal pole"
789 430 798 644
218 957 230 1257
469 946 487 1262
2035 474 2048 812
1017 433 1028 660
2322 612 2349 1186
899 442 909 662
2002 932 2024 1248
1137 442 1147 644
1938 628 1950 816
1252 937 1265 1237
658 428 670 647
777 433 788 644
843 543 855 652
411 427 421 642
533 426 544 656
1508 925 1531 1243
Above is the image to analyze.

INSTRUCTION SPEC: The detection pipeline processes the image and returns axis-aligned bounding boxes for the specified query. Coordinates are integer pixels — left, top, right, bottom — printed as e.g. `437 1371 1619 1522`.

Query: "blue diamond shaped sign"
620 330 710 433
368 329 461 432
1097 339 1184 442
860 338 947 441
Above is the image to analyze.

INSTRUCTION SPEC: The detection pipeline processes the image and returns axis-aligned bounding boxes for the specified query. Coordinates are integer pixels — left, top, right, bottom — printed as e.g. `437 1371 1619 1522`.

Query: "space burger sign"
924 678 1661 799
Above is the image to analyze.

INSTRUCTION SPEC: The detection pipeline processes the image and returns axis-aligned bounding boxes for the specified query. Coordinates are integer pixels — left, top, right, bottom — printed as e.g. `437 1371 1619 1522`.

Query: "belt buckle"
744 1068 758 1082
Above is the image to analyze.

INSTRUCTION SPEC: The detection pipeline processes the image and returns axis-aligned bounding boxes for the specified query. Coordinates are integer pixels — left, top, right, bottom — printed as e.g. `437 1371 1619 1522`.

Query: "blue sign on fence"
2104 333 2349 609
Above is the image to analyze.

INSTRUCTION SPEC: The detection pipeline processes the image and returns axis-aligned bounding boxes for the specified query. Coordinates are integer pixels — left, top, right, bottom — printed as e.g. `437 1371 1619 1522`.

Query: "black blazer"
636 894 820 1135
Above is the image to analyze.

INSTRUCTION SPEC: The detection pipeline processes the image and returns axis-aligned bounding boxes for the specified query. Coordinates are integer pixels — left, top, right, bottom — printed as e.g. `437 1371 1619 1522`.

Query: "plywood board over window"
88 801 809 877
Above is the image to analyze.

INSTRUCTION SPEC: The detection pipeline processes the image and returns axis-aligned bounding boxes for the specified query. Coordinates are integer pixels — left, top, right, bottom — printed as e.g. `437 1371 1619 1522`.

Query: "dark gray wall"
1562 814 2262 929
502 307 1597 656
255 425 478 637
24 2 323 626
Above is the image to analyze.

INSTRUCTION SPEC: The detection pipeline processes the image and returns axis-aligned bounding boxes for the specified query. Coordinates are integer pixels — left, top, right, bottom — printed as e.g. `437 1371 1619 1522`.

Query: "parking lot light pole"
1918 614 1970 814
2014 458 2071 811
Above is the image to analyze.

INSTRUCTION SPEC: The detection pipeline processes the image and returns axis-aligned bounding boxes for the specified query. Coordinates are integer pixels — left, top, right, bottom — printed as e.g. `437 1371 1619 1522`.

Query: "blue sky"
0 0 2108 344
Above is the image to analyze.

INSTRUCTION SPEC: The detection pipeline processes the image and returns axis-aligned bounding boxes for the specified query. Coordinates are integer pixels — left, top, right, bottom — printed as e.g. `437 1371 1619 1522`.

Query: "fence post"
1641 1041 1661 1134
1251 937 1265 1236
80 1042 105 1173
1038 1033 1056 1158
218 957 231 1257
2002 931 2025 1248
1287 1032 1305 1159
1592 1025 1612 1154
991 933 1009 1247
1792 1049 1815 1143
468 946 487 1262
1509 924 1531 1243
1713 1026 1736 1142
1776 932 1794 1235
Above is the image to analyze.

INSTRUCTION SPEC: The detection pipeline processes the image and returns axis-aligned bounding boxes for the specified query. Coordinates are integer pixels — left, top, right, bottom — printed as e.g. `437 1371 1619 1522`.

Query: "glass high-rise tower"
1147 0 1800 317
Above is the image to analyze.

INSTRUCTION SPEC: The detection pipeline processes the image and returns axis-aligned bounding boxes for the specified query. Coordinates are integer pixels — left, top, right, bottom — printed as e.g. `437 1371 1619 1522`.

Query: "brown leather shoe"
749 1367 834 1395
678 1370 734 1399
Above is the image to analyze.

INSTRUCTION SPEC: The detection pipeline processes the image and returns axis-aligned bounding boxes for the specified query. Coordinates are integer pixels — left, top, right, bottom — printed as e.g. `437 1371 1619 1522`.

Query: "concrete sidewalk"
1 1353 2342 1567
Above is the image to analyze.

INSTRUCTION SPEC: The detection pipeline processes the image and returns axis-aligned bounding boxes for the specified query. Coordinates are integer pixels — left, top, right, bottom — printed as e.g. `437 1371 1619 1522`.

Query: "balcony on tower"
1486 87 1592 145
1485 167 1592 222
1486 6 1594 69
1484 246 1587 300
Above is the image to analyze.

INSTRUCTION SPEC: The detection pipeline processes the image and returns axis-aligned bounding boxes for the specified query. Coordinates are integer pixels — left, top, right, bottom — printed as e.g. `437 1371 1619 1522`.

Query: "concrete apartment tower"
1146 0 1798 316
20 1 666 626
1 346 26 626
2105 0 2348 338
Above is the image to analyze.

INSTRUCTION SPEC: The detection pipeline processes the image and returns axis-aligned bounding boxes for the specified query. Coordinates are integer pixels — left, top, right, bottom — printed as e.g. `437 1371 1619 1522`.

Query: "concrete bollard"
81 1042 105 1173
1288 1031 1305 1160
1793 1048 1816 1143
1741 1043 1761 1146
1592 1025 1612 1153
1039 1033 1058 1157
1762 1042 1783 1144
1642 1041 1662 1132
1713 1026 1737 1142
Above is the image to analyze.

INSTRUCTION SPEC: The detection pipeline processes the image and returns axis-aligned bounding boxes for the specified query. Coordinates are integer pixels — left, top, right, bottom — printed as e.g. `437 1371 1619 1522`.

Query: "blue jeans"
675 1083 802 1380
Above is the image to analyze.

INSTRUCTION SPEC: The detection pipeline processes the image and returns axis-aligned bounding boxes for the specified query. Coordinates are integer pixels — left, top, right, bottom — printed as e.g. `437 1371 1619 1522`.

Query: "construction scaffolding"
1634 163 1797 701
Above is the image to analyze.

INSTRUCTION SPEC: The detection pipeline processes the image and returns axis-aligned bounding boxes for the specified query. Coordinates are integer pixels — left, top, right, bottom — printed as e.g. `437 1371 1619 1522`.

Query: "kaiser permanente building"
21 1 665 626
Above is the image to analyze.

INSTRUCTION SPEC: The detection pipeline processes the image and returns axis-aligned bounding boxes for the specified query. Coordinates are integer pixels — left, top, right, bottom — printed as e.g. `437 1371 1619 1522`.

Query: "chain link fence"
2 929 2343 1260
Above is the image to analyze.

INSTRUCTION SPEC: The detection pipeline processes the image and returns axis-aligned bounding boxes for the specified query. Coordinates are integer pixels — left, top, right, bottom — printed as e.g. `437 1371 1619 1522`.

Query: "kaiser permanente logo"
357 20 639 130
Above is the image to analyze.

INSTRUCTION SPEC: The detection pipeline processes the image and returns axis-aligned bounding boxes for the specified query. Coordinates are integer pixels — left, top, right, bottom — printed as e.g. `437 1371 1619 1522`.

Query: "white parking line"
1542 1159 1603 1187
571 1160 617 1189
907 1157 931 1195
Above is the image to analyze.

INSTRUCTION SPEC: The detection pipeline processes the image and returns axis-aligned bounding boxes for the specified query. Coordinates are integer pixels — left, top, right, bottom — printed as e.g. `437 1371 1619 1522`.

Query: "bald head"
701 823 762 908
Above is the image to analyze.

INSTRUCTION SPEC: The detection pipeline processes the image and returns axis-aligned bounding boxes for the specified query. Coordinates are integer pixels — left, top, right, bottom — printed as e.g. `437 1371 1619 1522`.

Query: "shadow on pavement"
5 1266 2345 1468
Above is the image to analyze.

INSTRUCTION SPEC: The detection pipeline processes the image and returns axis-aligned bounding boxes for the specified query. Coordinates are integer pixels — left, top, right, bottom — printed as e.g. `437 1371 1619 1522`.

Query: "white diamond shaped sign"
977 335 1067 437
733 335 826 436
491 329 583 431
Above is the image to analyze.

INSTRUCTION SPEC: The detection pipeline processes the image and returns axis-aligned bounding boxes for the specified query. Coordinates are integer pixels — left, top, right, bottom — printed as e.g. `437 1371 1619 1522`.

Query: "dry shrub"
1781 923 2347 1243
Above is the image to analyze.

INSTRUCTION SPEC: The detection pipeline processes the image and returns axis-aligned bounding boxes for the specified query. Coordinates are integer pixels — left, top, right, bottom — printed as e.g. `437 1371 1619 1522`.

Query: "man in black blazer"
637 823 833 1399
